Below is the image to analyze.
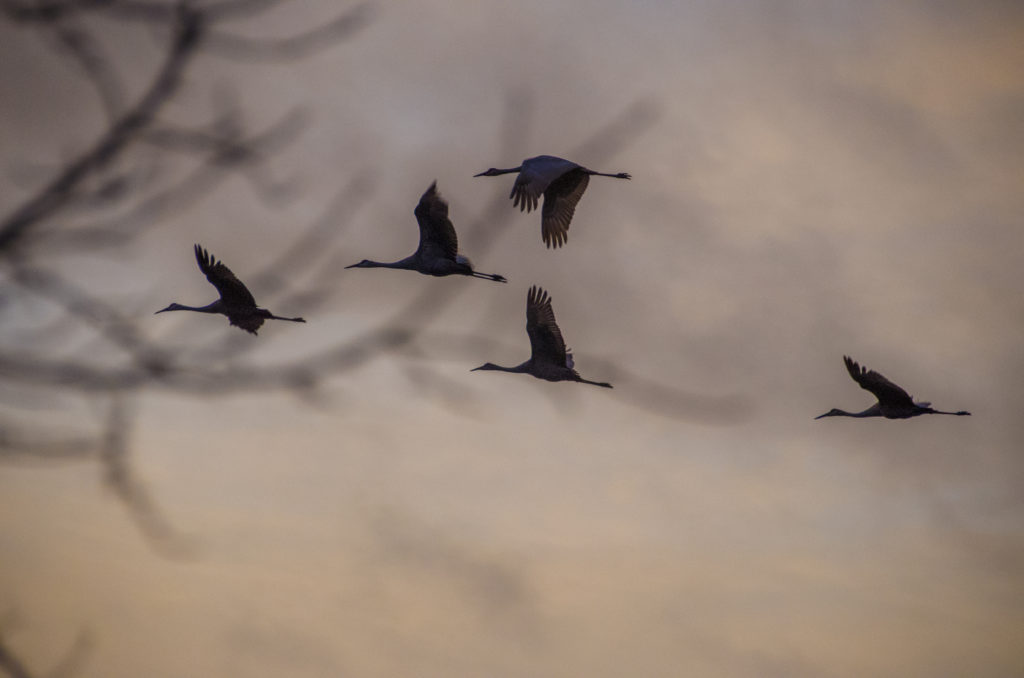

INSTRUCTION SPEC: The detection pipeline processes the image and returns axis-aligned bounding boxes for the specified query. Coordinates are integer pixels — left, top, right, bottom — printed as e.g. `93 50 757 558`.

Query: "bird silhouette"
156 244 306 335
474 155 631 248
345 181 506 282
472 285 612 388
815 355 970 419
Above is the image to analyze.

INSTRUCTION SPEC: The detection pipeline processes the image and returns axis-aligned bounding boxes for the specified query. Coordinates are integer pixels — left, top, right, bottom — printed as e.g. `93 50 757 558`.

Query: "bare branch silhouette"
0 5 766 676
0 11 750 673
0 0 384 555
0 636 35 678
202 3 375 61
0 3 202 253
51 19 125 122
0 623 91 678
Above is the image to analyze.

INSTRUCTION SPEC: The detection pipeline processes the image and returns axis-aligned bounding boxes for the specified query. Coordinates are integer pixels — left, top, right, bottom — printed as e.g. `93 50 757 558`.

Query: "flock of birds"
156 155 971 419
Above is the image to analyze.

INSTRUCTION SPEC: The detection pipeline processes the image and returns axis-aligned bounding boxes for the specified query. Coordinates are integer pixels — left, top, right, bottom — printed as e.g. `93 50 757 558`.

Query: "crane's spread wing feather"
509 156 580 215
541 169 589 248
526 285 570 368
194 244 257 308
843 356 915 408
413 182 458 262
510 174 542 213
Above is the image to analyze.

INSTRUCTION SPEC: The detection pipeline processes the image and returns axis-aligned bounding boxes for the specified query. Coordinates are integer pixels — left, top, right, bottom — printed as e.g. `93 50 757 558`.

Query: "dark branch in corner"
0 4 203 253
0 0 377 555
0 623 92 678
0 0 713 577
0 634 36 678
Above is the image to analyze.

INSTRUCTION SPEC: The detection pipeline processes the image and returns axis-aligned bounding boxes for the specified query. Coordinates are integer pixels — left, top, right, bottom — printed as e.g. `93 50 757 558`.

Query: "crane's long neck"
345 257 416 271
474 166 522 177
815 405 881 419
155 301 221 314
471 361 528 374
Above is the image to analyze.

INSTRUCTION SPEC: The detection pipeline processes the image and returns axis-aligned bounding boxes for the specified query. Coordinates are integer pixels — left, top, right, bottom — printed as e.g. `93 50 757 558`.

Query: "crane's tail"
471 271 507 283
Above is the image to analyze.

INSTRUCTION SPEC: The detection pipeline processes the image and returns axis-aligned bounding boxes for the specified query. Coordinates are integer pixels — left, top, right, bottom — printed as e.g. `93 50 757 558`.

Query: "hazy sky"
1 1 1023 676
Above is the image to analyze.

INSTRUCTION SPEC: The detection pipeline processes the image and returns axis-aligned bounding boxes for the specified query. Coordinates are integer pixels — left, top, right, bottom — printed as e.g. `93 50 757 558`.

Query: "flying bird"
471 285 612 388
156 244 306 335
474 155 631 248
815 355 970 419
345 182 506 282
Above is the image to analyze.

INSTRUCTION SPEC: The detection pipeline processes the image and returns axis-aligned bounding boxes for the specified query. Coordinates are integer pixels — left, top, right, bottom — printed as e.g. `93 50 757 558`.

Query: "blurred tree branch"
0 4 754 673
0 636 34 678
0 0 380 559
0 623 91 678
0 2 202 253
0 0 744 562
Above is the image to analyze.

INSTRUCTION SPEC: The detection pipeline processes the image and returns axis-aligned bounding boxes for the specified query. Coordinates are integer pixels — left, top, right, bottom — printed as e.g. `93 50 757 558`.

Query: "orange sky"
1 1 1022 676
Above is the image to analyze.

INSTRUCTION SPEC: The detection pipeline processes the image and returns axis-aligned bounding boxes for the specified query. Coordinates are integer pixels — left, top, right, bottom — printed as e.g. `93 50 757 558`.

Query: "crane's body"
345 182 506 282
474 155 631 248
815 355 970 420
472 285 612 388
156 245 306 335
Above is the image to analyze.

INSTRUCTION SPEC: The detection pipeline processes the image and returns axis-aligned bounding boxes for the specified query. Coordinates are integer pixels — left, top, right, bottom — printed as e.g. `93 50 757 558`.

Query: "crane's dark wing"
843 356 915 408
541 169 589 248
526 286 569 368
194 244 257 308
510 156 580 215
510 173 543 213
413 182 458 262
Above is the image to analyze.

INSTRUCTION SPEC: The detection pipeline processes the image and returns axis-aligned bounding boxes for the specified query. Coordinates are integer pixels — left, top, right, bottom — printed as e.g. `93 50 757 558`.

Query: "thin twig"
0 4 202 252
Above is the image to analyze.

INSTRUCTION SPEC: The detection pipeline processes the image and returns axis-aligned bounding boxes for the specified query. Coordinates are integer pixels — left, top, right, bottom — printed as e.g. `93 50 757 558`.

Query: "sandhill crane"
156 244 306 335
474 155 631 248
471 285 612 388
345 182 506 282
815 355 970 419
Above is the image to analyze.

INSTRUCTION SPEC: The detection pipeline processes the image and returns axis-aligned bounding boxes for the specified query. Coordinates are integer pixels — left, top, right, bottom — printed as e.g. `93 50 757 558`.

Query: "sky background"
1 1 1023 676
